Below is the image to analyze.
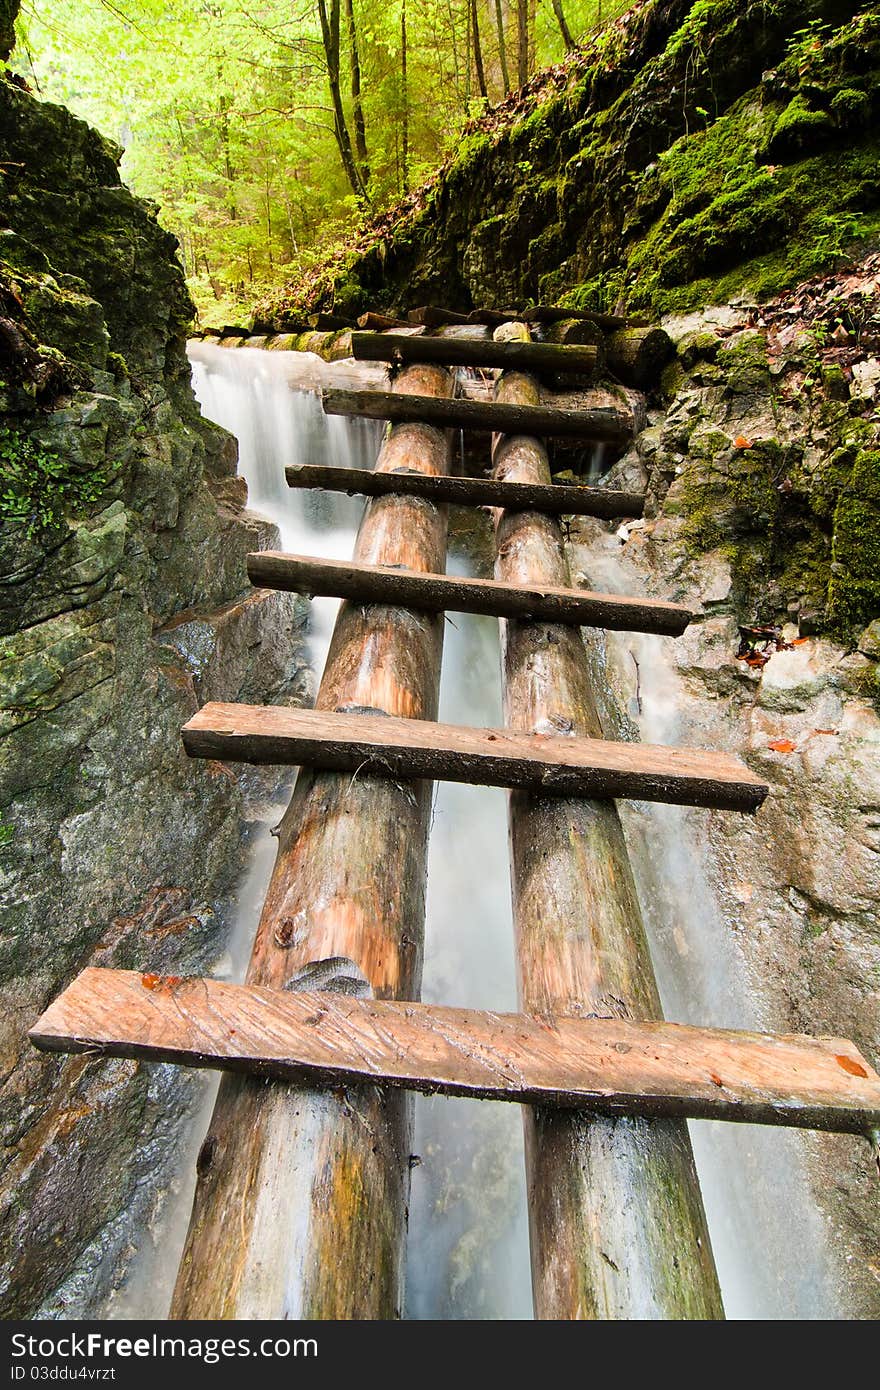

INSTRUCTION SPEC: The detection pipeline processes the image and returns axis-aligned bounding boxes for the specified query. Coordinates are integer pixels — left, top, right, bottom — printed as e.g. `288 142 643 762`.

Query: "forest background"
11 0 624 322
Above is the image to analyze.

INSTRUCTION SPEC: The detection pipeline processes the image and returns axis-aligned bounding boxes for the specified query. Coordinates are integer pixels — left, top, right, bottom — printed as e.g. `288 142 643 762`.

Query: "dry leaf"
767 738 797 752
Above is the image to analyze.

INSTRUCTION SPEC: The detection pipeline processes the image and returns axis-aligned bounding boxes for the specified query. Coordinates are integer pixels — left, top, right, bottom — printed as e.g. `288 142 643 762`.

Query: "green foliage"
0 425 110 537
12 0 613 319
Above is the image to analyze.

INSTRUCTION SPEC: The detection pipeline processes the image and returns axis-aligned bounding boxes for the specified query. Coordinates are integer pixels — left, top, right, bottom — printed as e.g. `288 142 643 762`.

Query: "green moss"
0 425 115 537
828 449 880 638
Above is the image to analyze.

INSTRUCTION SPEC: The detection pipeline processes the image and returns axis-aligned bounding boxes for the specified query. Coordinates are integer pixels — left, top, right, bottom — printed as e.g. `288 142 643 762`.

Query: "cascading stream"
112 343 837 1321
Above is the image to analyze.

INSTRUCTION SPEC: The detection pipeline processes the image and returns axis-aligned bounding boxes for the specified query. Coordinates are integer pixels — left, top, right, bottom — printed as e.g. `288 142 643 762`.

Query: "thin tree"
550 0 575 49
345 0 369 184
400 0 409 194
316 0 370 205
470 0 488 99
494 0 511 93
516 0 527 85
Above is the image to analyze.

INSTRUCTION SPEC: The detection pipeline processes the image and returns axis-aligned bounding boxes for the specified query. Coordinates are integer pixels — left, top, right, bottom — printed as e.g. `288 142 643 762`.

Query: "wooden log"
407 306 470 328
247 550 693 636
182 703 769 812
491 329 724 1318
606 326 674 388
285 462 645 520
356 312 411 330
170 362 454 1320
33 968 880 1136
308 312 357 330
322 389 633 442
528 305 627 331
351 331 599 379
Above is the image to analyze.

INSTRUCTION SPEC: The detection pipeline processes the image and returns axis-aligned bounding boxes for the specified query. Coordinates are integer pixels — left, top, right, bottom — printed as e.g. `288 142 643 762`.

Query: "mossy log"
606 326 674 388
170 362 453 1320
491 330 724 1320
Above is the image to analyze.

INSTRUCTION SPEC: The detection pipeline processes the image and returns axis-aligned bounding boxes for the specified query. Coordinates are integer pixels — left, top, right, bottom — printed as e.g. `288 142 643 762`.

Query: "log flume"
30 307 873 1322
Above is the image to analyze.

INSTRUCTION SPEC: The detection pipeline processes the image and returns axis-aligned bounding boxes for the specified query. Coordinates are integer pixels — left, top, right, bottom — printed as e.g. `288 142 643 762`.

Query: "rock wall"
0 75 307 1313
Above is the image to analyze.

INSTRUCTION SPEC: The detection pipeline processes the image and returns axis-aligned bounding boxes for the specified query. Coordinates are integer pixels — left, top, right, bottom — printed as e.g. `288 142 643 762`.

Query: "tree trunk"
317 0 370 205
550 0 575 50
345 0 369 183
516 0 528 84
471 0 488 100
170 363 453 1319
490 327 725 1320
400 0 409 194
494 0 511 93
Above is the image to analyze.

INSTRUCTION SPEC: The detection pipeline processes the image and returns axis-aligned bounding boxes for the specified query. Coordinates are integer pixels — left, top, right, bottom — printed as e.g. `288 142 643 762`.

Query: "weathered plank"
491 325 722 1318
182 703 768 812
321 389 633 442
351 331 598 377
31 968 880 1135
247 551 692 636
285 462 645 519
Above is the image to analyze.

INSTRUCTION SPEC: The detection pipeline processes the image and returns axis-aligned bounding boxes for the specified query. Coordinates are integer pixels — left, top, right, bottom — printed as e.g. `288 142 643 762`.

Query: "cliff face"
0 74 306 1312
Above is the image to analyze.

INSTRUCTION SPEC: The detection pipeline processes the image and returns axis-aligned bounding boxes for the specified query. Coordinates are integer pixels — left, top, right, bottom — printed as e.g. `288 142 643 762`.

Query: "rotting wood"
490 326 725 1318
351 331 599 379
170 361 454 1320
181 702 769 812
606 326 674 389
322 389 633 441
285 462 645 520
247 550 693 635
308 312 357 331
32 968 880 1136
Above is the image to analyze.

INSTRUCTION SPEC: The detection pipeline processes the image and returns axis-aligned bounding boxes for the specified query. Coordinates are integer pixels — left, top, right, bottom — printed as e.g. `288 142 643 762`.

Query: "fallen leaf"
734 435 753 449
835 1054 868 1078
814 728 837 736
767 738 797 752
709 1072 724 1087
791 637 811 645
141 973 162 990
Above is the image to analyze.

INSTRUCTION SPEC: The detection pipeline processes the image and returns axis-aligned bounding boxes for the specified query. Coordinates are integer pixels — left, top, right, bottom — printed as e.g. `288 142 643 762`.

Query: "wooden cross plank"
30 967 880 1135
247 551 692 636
181 703 768 812
285 462 645 520
321 389 632 442
350 331 599 378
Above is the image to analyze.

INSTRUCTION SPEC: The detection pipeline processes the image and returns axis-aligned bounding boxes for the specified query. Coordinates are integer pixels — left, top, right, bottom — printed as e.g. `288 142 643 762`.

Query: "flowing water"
113 342 838 1320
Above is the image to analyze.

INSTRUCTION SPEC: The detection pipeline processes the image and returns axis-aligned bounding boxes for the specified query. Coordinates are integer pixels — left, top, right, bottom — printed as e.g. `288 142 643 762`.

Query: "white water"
113 343 837 1321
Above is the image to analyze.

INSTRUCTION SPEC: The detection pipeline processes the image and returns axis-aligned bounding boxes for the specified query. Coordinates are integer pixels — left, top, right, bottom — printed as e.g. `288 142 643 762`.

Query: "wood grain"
321 388 633 441
285 462 645 519
247 551 692 635
182 702 769 812
31 969 880 1134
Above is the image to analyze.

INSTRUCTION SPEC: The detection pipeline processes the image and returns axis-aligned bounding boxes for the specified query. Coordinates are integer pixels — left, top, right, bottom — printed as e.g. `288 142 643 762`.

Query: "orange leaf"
836 1054 868 1078
734 435 753 449
814 728 837 736
767 738 796 752
791 637 811 645
141 973 161 990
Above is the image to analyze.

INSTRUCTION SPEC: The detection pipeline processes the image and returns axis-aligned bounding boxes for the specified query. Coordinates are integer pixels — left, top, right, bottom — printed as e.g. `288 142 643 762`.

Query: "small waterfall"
113 342 839 1320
